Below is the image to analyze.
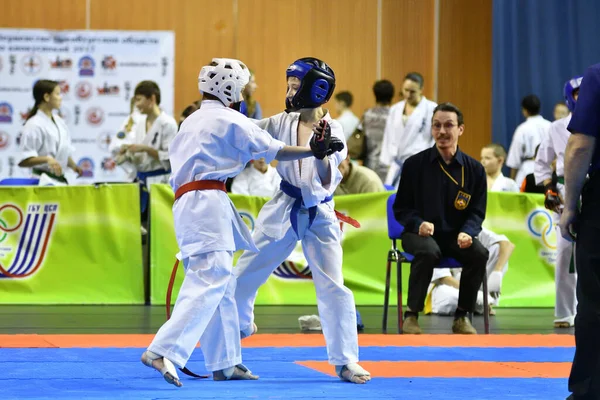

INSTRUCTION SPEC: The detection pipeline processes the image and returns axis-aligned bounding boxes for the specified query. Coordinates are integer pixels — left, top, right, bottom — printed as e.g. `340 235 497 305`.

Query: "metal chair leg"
382 250 394 333
482 270 490 334
397 251 403 334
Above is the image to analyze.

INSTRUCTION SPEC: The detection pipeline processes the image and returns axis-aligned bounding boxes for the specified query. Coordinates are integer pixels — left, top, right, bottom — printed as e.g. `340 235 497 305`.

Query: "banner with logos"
0 184 144 304
150 185 557 308
0 29 174 183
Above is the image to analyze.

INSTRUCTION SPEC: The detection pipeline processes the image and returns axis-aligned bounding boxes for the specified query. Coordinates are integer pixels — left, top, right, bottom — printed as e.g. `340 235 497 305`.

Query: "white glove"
487 270 503 293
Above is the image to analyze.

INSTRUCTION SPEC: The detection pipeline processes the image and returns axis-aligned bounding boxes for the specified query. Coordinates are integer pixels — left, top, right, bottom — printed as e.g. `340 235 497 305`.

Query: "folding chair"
0 178 40 186
382 193 490 334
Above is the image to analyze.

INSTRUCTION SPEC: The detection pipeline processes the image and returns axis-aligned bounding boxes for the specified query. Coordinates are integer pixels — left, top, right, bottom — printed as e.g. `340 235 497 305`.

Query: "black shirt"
393 145 487 237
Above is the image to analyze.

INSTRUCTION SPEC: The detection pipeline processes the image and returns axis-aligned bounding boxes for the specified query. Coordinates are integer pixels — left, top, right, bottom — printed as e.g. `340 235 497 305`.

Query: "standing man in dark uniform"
559 62 600 400
393 102 489 334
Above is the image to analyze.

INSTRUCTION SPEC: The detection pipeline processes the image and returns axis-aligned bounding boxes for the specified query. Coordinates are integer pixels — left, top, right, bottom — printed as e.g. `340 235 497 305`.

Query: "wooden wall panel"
89 0 235 115
237 0 378 119
0 0 86 29
437 0 493 158
381 0 435 102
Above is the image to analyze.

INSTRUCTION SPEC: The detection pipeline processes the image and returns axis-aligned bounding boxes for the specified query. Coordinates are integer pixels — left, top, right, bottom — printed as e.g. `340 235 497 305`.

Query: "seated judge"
393 102 489 335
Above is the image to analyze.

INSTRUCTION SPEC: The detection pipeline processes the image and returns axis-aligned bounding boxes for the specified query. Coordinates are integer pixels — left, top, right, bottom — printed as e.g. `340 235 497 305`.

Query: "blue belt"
137 168 170 213
279 180 332 236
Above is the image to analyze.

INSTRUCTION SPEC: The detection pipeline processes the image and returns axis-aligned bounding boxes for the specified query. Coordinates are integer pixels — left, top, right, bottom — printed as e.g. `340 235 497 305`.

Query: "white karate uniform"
127 111 178 185
490 174 520 192
506 115 551 184
335 109 360 140
19 111 75 184
231 164 281 197
533 114 576 324
147 100 285 371
109 110 144 176
429 228 509 314
234 111 359 366
379 97 437 187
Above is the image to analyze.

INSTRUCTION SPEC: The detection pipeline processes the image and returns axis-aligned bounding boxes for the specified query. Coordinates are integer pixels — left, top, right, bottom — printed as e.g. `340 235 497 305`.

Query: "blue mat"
0 347 571 399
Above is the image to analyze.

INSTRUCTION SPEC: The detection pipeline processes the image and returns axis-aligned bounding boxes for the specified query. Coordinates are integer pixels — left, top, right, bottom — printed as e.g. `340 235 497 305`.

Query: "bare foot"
141 351 183 387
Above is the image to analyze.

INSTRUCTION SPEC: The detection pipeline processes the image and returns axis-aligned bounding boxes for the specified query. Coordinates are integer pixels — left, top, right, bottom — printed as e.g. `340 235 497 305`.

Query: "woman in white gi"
480 143 519 192
141 58 330 387
18 80 82 183
234 57 371 384
379 72 437 188
534 76 582 328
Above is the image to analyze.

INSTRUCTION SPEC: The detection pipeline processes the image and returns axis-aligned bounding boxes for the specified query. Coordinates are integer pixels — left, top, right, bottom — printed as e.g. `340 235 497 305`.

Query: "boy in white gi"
141 58 332 387
234 57 371 384
480 143 519 192
534 76 582 328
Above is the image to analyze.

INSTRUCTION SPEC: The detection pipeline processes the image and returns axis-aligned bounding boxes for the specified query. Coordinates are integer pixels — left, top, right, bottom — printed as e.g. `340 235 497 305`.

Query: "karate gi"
506 115 551 184
490 174 520 192
234 111 360 366
534 114 577 325
379 97 437 187
147 100 286 371
231 164 281 197
19 111 75 184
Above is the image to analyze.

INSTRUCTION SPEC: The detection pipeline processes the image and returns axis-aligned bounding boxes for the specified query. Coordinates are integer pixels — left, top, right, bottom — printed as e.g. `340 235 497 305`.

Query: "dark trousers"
569 174 600 399
401 232 489 314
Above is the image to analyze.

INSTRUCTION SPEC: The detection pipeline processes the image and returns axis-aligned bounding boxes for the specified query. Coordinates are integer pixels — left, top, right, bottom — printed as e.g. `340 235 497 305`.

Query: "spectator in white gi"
506 94 551 186
334 91 360 140
480 143 519 192
231 158 281 198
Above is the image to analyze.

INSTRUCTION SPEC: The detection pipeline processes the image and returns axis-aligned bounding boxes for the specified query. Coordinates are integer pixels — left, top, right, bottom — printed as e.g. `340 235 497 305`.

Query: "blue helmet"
285 57 335 112
563 75 583 112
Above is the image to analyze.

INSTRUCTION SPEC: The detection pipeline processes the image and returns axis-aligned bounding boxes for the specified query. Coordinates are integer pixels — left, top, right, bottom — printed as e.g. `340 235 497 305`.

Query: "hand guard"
544 183 562 212
326 136 345 156
310 120 331 160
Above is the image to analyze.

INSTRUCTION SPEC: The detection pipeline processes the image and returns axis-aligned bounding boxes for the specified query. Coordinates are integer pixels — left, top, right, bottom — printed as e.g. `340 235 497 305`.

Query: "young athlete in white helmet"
234 57 371 384
140 58 342 387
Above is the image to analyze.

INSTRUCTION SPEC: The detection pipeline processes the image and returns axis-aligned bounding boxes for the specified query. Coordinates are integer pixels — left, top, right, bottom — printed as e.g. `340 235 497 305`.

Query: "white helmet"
198 58 250 107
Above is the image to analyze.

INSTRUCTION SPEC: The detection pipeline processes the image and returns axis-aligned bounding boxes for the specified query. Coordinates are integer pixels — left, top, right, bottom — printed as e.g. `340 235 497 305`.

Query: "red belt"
174 180 226 201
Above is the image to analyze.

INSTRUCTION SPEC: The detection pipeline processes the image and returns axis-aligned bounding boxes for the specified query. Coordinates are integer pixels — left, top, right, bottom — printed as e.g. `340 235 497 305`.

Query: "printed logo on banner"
20 108 32 123
21 54 43 76
75 81 93 100
0 203 58 280
0 132 9 150
97 83 120 96
86 107 104 126
77 157 94 178
58 80 70 97
74 105 81 125
101 56 117 73
124 81 132 100
273 260 313 280
527 209 558 264
78 56 95 76
15 132 22 146
101 157 116 172
161 57 168 76
97 132 112 151
0 103 13 123
49 56 73 70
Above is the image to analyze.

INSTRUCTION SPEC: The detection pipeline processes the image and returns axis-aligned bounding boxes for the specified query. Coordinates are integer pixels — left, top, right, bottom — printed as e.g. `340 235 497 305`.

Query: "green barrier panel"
150 184 555 307
0 184 144 304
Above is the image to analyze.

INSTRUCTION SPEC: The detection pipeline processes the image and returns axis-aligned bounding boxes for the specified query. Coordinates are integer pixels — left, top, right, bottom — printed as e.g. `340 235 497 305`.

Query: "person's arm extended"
494 240 515 271
437 276 460 289
275 146 313 161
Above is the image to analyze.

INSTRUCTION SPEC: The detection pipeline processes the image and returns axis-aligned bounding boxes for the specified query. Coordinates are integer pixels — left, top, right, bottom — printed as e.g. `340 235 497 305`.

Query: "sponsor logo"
101 56 117 71
97 132 112 150
21 54 43 75
75 81 93 100
49 56 73 69
96 83 119 96
527 209 558 264
86 107 104 126
78 55 95 76
0 203 58 280
0 102 13 123
77 157 94 178
0 132 9 149
101 157 116 172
